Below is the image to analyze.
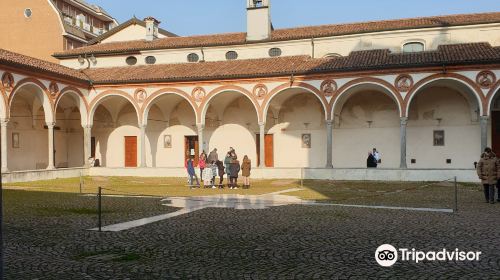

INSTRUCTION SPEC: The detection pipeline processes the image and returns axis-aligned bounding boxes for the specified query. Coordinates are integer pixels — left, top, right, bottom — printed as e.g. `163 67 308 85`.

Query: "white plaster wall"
268 94 326 168
407 87 480 168
332 91 400 168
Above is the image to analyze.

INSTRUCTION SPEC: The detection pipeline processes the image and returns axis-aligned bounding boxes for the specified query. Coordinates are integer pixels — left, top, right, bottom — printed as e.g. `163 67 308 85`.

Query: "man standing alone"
477 147 497 204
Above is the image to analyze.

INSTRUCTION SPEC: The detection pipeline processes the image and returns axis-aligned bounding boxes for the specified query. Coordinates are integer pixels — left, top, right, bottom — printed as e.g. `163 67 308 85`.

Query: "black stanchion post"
454 176 458 212
79 174 83 194
98 187 102 232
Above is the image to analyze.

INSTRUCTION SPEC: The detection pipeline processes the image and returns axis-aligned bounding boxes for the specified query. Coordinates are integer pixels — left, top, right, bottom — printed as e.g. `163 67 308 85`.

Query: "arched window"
324 53 342 59
225 51 238 60
403 42 425 53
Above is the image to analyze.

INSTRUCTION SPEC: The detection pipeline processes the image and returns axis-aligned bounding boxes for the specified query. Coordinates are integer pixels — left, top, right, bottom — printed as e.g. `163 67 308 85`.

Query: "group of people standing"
476 147 500 204
186 147 252 189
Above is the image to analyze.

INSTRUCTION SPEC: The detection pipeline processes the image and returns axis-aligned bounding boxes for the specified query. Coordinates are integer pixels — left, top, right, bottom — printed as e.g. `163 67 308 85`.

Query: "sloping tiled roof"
0 49 89 84
82 43 500 85
88 18 178 45
55 12 500 58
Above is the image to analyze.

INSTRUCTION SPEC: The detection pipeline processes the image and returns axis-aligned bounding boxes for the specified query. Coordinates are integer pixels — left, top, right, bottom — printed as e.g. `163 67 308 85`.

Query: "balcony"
62 14 109 36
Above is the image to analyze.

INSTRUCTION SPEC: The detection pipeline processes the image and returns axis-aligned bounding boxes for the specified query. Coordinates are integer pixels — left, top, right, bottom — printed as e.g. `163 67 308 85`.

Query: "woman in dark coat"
367 152 377 168
228 159 241 189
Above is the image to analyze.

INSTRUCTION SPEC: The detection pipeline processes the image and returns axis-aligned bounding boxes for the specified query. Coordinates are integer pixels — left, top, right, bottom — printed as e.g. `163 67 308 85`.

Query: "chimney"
246 0 272 41
144 16 160 41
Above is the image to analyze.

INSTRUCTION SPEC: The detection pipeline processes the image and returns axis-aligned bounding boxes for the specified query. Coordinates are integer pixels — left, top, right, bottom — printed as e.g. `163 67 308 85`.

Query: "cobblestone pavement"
3 188 500 279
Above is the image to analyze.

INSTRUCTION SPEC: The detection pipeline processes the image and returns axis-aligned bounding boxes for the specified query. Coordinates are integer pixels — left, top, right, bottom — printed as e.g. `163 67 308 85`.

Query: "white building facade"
1 1 500 182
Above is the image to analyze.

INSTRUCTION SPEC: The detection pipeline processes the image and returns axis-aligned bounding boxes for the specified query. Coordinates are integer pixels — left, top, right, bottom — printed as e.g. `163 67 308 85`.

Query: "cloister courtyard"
2 177 499 279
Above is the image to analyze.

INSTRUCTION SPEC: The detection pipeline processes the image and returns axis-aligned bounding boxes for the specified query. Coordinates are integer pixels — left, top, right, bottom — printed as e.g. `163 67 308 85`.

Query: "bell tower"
246 0 272 41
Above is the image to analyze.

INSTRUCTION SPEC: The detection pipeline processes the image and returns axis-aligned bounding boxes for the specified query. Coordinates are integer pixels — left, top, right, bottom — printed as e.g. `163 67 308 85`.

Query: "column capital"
258 122 266 127
480 116 490 121
196 123 205 131
326 119 333 125
83 124 93 129
139 123 147 129
400 117 408 125
46 122 56 128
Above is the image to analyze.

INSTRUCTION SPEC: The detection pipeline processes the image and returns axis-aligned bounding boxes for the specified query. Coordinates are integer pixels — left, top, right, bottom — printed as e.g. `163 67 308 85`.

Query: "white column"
83 124 92 167
480 116 489 154
47 122 56 170
1 119 9 173
197 123 204 154
400 117 408 169
140 124 147 168
259 122 265 168
326 120 333 168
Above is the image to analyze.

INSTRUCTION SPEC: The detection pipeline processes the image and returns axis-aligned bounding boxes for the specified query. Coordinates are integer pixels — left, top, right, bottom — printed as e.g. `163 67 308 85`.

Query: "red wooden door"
256 134 274 167
492 111 500 155
124 136 137 167
184 136 199 166
264 134 274 167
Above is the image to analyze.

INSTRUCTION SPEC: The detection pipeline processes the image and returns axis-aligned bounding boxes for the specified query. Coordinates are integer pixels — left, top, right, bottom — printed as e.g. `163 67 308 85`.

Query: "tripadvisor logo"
375 244 482 267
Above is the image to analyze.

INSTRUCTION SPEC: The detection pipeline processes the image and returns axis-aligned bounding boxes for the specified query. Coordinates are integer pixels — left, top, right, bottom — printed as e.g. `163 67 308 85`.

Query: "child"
186 156 199 187
216 160 225 188
203 161 214 188
210 160 218 188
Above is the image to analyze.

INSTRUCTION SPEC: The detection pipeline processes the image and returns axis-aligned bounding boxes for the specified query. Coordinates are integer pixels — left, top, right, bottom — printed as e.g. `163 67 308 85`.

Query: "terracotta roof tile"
55 12 500 57
83 43 500 84
0 49 89 83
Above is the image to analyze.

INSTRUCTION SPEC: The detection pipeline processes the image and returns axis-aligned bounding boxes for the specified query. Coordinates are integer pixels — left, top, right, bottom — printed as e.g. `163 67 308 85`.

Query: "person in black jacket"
367 152 377 168
216 160 225 188
229 159 241 189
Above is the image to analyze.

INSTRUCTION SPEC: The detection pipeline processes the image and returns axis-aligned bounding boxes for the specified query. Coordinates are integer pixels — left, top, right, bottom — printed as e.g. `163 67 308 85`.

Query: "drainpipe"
311 37 315 59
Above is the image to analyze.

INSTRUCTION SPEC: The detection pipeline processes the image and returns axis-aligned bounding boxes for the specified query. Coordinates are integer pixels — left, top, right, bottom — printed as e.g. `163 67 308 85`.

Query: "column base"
46 166 56 170
325 164 333 168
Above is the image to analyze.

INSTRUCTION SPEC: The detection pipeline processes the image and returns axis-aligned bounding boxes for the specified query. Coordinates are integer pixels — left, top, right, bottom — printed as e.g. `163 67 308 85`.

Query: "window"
403 42 425 53
225 51 238 60
269 48 282 57
24 8 32 18
126 56 137 66
145 56 156 65
187 53 199 63
324 53 342 58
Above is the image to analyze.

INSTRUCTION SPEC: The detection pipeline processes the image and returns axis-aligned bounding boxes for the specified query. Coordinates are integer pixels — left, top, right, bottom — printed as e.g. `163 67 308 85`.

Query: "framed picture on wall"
164 135 172 148
12 132 20 148
302 133 311 148
433 130 445 146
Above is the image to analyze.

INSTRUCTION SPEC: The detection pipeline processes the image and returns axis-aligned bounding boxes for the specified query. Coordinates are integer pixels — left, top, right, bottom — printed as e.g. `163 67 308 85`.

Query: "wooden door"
256 134 274 167
124 136 137 167
91 137 96 157
184 136 199 166
492 111 500 155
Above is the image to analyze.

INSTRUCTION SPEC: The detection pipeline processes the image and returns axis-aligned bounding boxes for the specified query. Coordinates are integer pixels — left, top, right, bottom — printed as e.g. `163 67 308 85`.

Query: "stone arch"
486 79 500 114
8 78 54 123
263 82 328 121
88 90 141 126
55 86 89 126
0 87 7 120
200 85 260 125
142 88 196 126
331 77 404 118
404 73 484 117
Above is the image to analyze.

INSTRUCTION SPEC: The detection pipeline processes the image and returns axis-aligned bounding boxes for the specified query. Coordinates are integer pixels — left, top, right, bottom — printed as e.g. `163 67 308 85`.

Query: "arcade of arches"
1 71 499 173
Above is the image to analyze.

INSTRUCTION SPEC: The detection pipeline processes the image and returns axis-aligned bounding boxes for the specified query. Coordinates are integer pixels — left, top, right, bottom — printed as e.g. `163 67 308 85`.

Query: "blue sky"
91 0 500 36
